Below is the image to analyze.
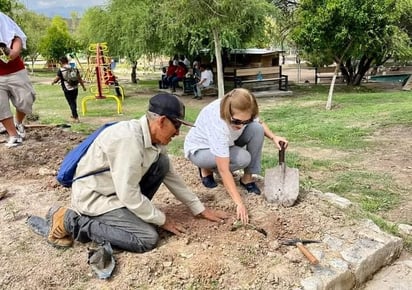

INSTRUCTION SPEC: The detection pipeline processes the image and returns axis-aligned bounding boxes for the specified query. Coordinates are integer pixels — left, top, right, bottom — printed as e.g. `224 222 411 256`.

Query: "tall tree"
269 0 299 59
77 1 158 82
293 0 412 86
158 0 275 98
18 11 50 73
75 7 109 50
39 16 79 64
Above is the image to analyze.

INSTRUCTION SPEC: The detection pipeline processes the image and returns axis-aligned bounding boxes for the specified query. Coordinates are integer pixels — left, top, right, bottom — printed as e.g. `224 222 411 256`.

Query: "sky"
21 0 108 18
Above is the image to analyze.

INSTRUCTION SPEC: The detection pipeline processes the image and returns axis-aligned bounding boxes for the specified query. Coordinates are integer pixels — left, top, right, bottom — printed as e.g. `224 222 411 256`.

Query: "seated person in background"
159 66 167 89
193 63 213 100
164 60 176 89
182 55 191 69
206 64 214 85
170 62 186 92
104 68 122 97
192 61 201 81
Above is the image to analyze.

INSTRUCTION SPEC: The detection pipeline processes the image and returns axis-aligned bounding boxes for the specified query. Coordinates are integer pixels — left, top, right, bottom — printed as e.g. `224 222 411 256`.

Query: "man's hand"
198 208 229 223
160 216 186 235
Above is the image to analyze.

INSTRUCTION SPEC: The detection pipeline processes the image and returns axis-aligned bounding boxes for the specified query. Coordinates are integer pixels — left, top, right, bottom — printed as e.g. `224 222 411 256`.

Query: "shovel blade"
264 164 299 207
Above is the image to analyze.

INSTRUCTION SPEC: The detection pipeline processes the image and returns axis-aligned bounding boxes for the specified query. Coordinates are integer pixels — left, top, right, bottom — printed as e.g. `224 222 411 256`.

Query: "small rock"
398 224 412 235
0 189 8 200
163 261 173 267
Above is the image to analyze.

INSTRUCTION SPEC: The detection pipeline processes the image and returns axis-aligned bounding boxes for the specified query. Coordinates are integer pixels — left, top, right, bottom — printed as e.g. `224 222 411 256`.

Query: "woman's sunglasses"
230 117 253 126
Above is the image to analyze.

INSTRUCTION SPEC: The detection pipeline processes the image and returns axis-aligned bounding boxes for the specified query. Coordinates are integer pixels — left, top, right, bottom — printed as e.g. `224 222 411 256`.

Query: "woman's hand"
272 136 288 150
236 203 249 224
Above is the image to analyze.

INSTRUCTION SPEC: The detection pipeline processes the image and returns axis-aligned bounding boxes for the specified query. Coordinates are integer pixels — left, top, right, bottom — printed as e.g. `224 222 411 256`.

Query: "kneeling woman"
184 88 288 224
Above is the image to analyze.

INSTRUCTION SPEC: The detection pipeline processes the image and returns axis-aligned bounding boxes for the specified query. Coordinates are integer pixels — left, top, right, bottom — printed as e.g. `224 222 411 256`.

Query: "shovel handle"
278 141 286 164
296 242 319 265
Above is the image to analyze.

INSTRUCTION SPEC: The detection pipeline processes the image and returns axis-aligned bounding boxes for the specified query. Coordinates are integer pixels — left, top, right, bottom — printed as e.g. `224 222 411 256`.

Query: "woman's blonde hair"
220 88 259 123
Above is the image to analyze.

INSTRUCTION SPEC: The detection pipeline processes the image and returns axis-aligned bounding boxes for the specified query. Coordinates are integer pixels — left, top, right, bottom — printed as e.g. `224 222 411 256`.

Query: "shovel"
264 141 299 207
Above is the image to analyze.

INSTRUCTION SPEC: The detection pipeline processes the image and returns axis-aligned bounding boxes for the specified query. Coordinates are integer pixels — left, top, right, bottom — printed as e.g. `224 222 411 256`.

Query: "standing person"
41 93 227 252
51 56 86 123
184 88 288 224
193 63 213 100
0 12 36 147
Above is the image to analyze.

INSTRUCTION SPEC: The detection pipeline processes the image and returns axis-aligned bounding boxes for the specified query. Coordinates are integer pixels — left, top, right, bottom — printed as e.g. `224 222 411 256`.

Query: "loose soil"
0 78 411 289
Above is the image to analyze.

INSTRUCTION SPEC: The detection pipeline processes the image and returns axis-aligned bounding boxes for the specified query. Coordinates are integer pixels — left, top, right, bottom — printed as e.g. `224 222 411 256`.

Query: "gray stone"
340 219 403 285
398 223 412 235
323 192 352 209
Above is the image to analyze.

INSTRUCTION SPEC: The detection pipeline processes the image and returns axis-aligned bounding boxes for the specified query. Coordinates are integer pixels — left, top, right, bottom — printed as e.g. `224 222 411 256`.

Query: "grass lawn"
29 72 412 245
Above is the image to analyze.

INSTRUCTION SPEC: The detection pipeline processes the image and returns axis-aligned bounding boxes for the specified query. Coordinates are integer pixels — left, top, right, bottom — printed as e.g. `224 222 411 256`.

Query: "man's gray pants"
64 154 169 253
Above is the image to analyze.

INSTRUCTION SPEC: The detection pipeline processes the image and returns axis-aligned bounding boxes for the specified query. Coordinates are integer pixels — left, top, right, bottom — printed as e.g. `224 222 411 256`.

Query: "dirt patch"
0 124 410 289
362 126 412 223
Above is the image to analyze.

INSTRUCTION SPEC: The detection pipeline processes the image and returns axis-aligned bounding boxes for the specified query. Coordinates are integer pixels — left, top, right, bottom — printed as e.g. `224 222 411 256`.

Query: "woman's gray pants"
188 121 265 174
63 154 169 253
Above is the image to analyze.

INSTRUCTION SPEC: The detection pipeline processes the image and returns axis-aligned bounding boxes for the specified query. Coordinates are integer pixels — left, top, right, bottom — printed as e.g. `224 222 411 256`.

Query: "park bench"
233 66 288 91
315 66 343 84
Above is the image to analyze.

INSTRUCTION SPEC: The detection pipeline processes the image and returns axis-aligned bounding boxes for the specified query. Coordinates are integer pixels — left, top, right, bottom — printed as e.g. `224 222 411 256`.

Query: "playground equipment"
81 43 124 115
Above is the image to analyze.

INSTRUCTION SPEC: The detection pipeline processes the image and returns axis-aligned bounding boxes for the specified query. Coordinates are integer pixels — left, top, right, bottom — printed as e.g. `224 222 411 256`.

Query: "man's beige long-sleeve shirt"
71 117 205 226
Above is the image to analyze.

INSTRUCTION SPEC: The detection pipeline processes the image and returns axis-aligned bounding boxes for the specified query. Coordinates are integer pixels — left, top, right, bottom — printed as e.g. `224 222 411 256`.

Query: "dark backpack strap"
57 69 68 91
72 167 110 183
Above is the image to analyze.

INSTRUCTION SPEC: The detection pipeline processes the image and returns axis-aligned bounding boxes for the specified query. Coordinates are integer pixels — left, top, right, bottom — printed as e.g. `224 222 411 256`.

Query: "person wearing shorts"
0 12 36 147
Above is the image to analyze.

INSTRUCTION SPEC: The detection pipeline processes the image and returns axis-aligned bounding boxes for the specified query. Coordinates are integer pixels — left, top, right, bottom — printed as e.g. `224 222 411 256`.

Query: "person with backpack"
40 93 228 252
52 56 86 123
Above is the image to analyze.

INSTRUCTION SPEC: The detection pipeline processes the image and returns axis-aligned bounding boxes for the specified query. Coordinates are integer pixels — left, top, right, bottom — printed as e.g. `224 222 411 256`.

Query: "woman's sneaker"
5 135 22 148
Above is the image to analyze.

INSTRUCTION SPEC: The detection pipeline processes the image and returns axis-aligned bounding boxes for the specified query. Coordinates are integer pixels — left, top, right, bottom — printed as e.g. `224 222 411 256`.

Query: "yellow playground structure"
81 43 125 115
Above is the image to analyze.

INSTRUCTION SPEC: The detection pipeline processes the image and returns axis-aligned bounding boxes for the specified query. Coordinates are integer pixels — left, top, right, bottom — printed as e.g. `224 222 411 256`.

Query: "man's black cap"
148 93 194 127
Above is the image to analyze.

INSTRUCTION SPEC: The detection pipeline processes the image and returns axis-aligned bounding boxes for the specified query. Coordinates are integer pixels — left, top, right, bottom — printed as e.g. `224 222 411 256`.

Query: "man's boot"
46 206 73 247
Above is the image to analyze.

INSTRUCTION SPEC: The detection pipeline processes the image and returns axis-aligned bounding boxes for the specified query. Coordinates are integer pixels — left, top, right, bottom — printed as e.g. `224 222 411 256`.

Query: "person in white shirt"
193 64 213 99
184 88 288 224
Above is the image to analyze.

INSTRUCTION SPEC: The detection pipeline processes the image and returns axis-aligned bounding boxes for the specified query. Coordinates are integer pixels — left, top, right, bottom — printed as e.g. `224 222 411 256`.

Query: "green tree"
398 0 412 40
78 1 167 83
18 11 50 73
158 0 275 98
77 0 281 88
293 0 412 86
39 16 79 64
0 0 12 13
75 7 109 49
269 0 299 60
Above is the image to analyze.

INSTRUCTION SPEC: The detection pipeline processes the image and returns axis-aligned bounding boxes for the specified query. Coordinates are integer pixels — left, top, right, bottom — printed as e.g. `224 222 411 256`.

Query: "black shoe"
240 180 261 195
198 167 217 188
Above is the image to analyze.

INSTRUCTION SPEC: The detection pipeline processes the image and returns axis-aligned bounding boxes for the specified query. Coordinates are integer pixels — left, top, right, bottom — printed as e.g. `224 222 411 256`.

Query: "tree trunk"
131 61 137 83
326 72 338 110
212 28 225 99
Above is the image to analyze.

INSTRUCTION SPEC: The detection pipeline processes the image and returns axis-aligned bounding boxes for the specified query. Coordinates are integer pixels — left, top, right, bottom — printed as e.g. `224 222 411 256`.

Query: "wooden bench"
315 66 343 84
233 66 288 91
